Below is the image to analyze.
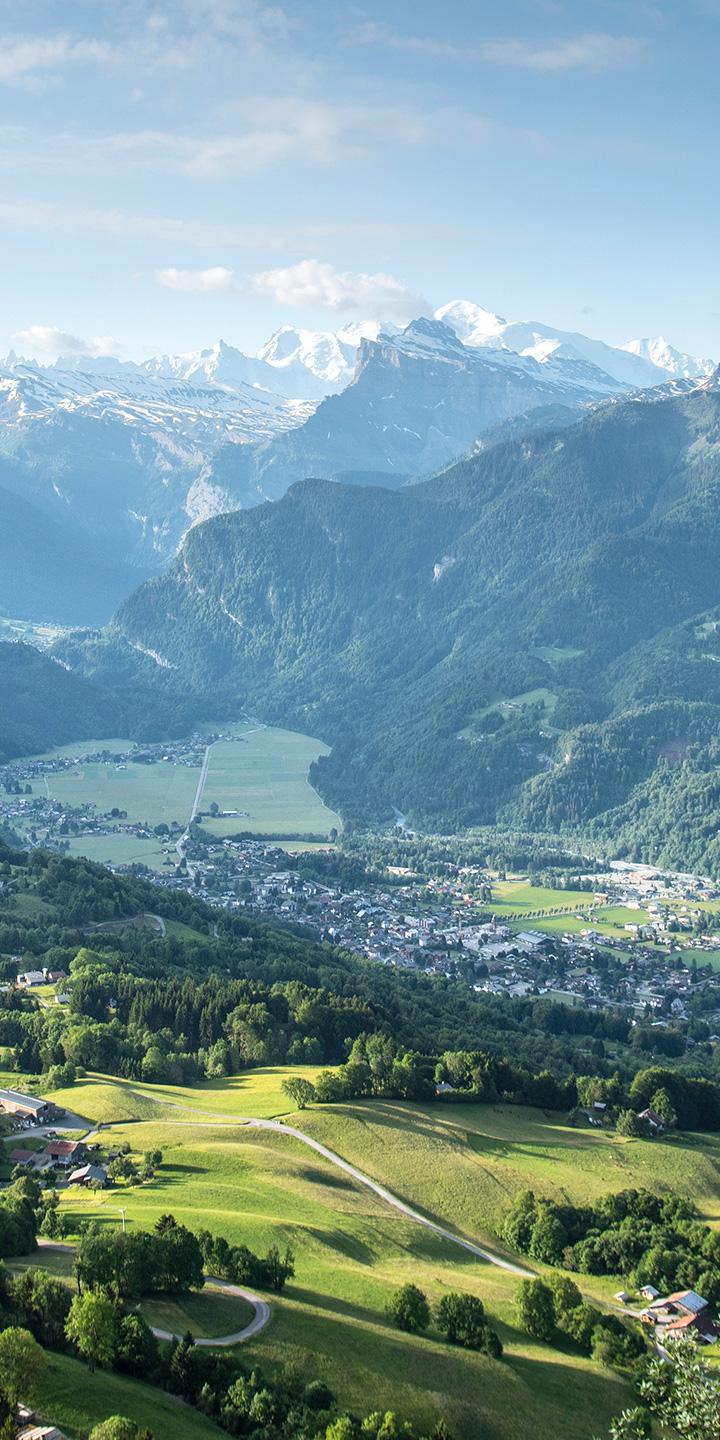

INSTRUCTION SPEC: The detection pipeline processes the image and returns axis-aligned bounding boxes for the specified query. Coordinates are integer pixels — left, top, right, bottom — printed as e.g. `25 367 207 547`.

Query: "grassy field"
29 1349 225 1440
140 1284 255 1338
67 834 174 869
38 1067 720 1438
199 725 342 840
44 757 198 828
490 880 602 915
54 1104 633 1440
50 1067 325 1124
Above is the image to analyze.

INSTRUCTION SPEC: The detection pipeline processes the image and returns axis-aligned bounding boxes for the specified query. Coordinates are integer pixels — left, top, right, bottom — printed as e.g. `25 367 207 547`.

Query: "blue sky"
0 0 718 361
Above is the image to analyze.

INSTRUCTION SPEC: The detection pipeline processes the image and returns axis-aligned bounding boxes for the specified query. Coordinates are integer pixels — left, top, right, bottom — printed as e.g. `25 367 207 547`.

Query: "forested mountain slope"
0 644 119 760
64 380 720 869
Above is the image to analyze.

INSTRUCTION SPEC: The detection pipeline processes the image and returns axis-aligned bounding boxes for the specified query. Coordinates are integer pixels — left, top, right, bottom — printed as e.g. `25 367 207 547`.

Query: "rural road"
114 1093 533 1279
35 1240 271 1348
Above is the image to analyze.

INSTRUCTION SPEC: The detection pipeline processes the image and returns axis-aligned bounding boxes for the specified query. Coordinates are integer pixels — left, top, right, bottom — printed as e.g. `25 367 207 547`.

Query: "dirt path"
100 1092 532 1279
36 1240 271 1347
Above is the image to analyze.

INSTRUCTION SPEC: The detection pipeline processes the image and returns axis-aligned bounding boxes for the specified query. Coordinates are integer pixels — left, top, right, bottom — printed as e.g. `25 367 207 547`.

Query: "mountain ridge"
56 378 720 870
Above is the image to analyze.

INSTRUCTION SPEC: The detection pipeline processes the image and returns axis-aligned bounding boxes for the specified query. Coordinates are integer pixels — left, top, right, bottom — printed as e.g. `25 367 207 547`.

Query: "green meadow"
54 1108 631 1440
43 756 198 828
199 725 342 840
28 1350 225 1440
34 1066 720 1439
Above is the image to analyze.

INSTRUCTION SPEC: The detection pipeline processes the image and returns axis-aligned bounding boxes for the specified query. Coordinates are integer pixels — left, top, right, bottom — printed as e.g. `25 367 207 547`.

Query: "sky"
0 0 718 362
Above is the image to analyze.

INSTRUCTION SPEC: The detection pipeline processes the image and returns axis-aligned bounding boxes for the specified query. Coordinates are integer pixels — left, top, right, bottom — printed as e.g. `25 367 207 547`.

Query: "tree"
528 1207 567 1265
89 1421 141 1440
263 1243 295 1293
325 1419 358 1440
650 1088 678 1130
386 1283 430 1334
608 1410 651 1440
515 1278 555 1341
281 1076 316 1110
66 1291 119 1370
0 1328 44 1404
115 1313 159 1380
502 1189 537 1252
435 1292 492 1350
616 1109 645 1138
632 1334 720 1439
546 1274 582 1324
10 1266 71 1348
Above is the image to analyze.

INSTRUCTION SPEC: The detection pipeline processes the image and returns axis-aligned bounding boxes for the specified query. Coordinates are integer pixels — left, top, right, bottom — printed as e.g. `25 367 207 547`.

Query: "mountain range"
1 302 713 624
52 369 720 872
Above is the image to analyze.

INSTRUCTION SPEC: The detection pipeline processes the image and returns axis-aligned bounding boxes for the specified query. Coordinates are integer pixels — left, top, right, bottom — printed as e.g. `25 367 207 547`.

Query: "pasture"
199 725 342 840
40 1066 720 1438
53 1098 633 1440
43 756 198 828
28 1350 225 1440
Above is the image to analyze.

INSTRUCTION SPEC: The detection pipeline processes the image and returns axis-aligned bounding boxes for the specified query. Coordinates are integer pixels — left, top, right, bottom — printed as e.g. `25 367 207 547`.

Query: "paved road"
123 1092 533 1278
150 1277 271 1347
190 744 213 824
36 1240 271 1347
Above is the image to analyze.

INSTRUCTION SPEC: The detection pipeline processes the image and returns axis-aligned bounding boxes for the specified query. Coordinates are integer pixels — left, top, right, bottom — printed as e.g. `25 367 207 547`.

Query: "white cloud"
0 35 115 89
155 266 238 293
249 259 426 318
0 198 289 250
481 34 645 71
11 326 122 359
351 23 644 72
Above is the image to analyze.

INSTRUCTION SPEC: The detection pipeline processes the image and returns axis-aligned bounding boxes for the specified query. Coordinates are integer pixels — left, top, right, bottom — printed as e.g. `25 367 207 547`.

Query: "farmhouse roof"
667 1290 709 1314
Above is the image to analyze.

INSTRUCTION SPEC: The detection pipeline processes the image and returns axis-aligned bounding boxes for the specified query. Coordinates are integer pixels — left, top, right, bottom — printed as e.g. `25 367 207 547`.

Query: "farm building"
68 1162 107 1187
641 1289 716 1341
0 1088 49 1121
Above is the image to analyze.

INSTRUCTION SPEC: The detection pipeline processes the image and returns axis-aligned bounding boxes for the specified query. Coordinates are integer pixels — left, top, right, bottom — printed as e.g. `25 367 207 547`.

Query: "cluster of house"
0 1088 109 1184
7 1136 106 1185
638 1287 717 1344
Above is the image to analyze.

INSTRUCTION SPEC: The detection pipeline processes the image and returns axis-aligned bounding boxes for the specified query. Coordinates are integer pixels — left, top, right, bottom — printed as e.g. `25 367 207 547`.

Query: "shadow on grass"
306 1226 376 1264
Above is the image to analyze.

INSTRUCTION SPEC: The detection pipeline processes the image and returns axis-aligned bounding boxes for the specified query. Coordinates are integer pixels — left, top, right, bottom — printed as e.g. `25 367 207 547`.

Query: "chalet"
642 1289 715 1341
0 1088 49 1121
43 1139 84 1166
68 1162 107 1187
637 1106 665 1131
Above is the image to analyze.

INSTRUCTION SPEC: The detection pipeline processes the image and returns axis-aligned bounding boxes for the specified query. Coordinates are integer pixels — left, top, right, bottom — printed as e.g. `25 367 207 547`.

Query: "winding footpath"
103 1093 533 1279
44 1088 531 1349
36 1239 270 1348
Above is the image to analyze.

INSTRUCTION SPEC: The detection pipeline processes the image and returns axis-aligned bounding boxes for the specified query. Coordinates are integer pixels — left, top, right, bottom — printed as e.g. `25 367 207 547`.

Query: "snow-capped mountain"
620 336 716 380
0 352 314 442
190 315 652 515
257 320 382 388
435 300 715 389
1 302 714 627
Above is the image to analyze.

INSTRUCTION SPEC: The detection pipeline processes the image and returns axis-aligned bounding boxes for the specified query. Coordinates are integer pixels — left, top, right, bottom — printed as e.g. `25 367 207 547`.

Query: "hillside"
0 479 148 625
0 644 123 760
62 379 720 869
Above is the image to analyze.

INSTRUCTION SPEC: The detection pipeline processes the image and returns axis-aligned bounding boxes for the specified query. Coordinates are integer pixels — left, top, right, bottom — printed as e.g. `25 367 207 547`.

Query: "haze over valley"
2 5 720 1440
